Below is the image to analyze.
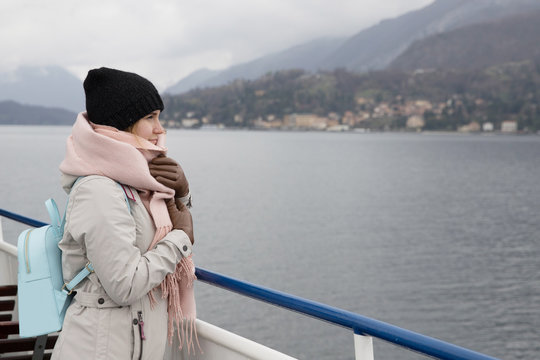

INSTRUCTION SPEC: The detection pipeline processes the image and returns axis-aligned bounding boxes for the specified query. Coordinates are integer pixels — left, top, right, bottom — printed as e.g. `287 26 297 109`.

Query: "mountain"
321 0 540 72
165 37 346 95
166 0 540 94
388 11 540 71
165 68 222 95
0 100 77 125
0 66 84 112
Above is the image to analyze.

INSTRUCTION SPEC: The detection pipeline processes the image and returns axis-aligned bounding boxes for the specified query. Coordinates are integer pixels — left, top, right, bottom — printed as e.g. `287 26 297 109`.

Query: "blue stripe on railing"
0 208 47 228
195 267 499 360
1 208 500 360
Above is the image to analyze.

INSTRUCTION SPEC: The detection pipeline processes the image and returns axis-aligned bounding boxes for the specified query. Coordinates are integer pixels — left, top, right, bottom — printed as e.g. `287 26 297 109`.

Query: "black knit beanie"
83 67 164 130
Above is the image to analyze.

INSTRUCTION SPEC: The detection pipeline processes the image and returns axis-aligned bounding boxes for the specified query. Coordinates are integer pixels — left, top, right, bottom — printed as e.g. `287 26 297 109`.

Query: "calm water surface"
1 126 539 360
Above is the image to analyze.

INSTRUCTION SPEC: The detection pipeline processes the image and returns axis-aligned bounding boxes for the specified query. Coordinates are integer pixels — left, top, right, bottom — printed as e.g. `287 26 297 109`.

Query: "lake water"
1 126 539 360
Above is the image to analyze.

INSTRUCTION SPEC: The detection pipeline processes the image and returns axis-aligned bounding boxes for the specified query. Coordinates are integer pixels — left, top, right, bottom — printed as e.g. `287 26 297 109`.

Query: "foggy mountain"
321 0 540 72
3 0 540 113
166 37 346 95
388 10 540 71
166 0 540 94
0 66 84 113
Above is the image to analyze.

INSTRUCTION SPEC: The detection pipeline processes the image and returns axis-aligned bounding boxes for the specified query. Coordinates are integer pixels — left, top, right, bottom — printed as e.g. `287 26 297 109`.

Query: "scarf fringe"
159 255 200 352
149 225 172 253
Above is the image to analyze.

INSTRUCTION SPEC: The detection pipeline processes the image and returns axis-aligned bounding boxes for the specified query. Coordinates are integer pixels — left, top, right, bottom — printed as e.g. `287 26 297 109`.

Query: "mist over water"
1 127 539 359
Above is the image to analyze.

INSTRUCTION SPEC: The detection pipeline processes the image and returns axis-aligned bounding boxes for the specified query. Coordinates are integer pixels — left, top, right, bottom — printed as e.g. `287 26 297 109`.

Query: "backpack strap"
61 177 132 294
62 262 94 295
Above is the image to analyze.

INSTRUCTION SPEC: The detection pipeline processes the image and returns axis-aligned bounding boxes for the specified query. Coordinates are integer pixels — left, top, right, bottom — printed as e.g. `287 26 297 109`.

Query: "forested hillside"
162 60 540 132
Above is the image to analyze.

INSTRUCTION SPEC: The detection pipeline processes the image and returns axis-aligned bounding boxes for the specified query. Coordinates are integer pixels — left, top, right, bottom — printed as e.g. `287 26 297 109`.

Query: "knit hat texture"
83 67 164 130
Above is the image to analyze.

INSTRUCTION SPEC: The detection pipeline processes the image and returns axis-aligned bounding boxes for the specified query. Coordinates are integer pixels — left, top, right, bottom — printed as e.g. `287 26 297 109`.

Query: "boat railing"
0 208 500 360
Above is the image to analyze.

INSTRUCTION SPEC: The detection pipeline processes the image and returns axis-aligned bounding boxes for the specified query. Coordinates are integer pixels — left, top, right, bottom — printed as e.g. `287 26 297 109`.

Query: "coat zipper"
137 311 145 360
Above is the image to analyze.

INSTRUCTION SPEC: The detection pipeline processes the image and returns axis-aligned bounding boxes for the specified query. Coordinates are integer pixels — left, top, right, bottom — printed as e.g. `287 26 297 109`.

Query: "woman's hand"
149 156 189 198
166 198 194 244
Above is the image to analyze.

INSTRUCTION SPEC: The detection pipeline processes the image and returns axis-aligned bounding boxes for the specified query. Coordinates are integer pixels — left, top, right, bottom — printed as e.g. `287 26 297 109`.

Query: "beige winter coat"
51 175 192 360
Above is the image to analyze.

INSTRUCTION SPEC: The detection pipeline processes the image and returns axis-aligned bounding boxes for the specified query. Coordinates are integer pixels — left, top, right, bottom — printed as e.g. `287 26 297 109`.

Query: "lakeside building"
254 116 283 130
458 121 481 133
482 122 494 132
406 115 425 129
285 113 328 130
327 125 350 132
181 118 200 128
501 120 518 133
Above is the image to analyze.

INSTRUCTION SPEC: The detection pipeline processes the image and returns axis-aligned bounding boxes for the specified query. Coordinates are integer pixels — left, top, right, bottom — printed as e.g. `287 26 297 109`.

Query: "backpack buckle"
85 262 94 273
61 283 74 295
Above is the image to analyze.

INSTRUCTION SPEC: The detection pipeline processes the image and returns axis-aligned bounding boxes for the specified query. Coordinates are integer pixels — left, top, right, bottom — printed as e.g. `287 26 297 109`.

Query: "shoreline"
0 123 539 136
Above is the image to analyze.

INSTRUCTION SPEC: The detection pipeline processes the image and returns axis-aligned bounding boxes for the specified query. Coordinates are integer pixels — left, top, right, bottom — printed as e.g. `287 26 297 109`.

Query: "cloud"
0 0 433 90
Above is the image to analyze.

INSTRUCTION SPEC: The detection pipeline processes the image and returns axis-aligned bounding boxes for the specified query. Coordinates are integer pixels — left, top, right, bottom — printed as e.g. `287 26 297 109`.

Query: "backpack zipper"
24 229 33 273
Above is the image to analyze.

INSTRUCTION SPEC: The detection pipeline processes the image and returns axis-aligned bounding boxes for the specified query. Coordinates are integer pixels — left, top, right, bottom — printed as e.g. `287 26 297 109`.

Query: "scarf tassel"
157 255 200 353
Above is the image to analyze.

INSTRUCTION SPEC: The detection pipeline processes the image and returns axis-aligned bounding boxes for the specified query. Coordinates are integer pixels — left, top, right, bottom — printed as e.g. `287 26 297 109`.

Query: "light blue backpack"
17 181 131 337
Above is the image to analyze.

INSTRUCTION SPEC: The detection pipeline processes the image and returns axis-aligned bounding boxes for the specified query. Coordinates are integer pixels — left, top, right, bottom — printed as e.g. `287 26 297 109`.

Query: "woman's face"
130 110 164 145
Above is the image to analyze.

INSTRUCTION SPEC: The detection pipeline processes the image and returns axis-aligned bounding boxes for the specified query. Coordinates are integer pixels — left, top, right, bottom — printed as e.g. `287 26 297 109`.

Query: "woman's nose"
154 118 165 133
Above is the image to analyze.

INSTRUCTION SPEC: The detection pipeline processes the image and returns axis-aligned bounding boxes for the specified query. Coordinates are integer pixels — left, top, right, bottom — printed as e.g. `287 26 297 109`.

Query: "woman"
51 67 196 360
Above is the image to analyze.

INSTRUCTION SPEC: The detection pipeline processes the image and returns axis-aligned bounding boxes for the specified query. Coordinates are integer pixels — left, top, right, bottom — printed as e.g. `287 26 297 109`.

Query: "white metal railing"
0 216 296 360
1 210 501 360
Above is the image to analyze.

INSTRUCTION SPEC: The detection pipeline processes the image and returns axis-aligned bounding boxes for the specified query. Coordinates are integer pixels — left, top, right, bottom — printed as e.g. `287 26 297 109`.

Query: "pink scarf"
60 112 197 350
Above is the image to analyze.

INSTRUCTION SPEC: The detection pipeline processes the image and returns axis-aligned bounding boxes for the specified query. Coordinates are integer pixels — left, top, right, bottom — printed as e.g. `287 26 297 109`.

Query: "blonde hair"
126 121 140 135
126 114 167 136
125 118 166 148
126 121 145 147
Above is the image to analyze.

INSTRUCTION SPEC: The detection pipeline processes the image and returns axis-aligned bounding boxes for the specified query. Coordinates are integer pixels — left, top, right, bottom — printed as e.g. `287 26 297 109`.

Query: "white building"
501 121 518 133
482 122 494 132
181 118 200 128
327 125 350 132
406 115 425 129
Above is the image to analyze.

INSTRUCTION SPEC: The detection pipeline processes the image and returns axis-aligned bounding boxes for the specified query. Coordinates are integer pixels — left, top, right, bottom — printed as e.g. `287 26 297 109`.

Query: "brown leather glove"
149 156 189 198
166 198 194 244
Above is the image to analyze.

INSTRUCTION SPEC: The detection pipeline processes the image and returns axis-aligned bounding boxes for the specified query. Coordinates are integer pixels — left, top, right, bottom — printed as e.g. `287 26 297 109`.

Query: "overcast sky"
0 0 433 90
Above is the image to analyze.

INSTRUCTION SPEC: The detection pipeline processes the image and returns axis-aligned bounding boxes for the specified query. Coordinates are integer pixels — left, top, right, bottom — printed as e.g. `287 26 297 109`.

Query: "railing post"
354 329 374 360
